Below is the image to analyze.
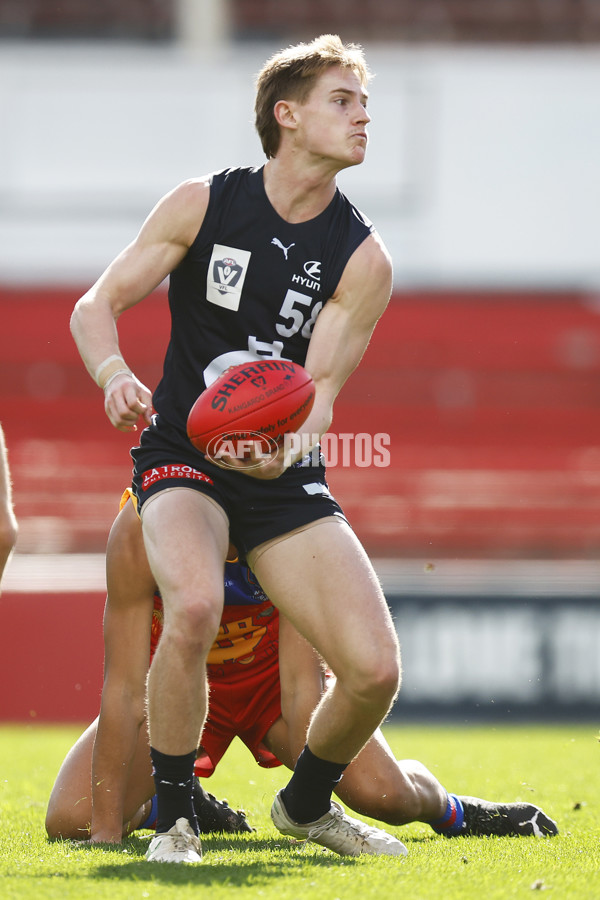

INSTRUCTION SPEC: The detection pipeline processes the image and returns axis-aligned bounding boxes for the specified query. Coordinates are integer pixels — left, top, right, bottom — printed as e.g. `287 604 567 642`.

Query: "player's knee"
45 812 64 840
162 594 221 653
353 648 401 710
45 806 83 841
366 651 401 703
45 807 59 839
371 665 401 711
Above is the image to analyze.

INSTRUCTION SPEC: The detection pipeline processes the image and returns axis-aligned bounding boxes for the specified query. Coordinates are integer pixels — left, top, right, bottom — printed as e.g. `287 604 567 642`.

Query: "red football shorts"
195 649 283 777
150 593 282 776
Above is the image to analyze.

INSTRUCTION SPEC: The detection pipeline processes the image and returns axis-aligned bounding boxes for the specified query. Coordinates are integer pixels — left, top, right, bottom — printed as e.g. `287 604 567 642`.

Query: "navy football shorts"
131 423 348 556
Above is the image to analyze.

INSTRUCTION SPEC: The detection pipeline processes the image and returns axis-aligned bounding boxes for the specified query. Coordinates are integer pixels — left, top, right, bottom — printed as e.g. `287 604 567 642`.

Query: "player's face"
294 66 370 169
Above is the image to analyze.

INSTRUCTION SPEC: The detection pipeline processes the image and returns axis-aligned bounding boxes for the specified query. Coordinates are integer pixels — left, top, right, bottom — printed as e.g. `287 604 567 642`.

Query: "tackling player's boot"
192 779 254 834
457 796 558 837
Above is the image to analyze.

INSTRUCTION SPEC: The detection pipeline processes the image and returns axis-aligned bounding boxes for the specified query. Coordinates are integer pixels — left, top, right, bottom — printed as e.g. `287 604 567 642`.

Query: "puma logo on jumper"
271 238 295 260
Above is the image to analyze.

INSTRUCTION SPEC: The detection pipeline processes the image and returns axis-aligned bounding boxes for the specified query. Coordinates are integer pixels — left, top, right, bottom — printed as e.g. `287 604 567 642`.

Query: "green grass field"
0 722 598 899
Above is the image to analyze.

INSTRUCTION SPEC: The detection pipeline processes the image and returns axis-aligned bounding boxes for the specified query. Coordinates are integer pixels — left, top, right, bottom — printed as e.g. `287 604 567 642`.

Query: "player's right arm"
0 423 17 590
275 614 325 764
70 178 211 432
90 498 156 843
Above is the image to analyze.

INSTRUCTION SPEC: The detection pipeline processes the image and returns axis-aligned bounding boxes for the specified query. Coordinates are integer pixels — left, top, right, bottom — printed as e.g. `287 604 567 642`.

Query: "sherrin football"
187 360 315 459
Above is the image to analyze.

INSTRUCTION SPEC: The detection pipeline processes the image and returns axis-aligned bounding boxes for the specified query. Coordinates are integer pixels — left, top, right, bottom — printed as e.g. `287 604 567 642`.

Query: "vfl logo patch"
215 257 242 290
207 244 251 311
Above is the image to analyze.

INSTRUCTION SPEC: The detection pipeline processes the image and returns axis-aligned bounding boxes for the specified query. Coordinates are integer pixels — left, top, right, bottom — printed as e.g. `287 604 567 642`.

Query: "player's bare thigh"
247 517 399 684
140 487 229 617
248 515 343 568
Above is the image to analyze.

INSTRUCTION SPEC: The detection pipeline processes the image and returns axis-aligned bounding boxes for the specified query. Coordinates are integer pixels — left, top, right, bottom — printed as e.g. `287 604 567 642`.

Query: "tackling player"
46 495 558 846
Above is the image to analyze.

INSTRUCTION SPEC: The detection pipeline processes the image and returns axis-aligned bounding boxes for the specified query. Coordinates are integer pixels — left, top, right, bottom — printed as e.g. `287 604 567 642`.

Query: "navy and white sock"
150 747 198 835
280 744 348 824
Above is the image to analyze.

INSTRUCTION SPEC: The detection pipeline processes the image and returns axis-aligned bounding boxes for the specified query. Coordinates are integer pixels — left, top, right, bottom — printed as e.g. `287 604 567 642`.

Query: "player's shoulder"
167 175 212 208
172 166 261 214
147 177 212 247
348 228 393 283
154 166 262 249
331 229 392 319
333 185 374 235
334 187 389 272
205 165 264 202
165 165 258 202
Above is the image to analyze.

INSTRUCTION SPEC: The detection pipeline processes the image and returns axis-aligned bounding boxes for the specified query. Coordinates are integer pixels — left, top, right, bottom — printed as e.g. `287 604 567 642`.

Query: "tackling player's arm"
271 614 326 765
90 500 156 843
70 178 210 432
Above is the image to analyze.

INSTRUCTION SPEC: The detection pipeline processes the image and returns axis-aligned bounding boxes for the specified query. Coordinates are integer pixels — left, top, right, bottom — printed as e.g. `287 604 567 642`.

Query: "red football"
187 360 315 459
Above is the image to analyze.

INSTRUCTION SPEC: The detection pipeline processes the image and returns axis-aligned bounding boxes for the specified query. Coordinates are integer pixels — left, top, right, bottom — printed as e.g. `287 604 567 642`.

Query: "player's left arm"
239 231 392 478
301 230 393 443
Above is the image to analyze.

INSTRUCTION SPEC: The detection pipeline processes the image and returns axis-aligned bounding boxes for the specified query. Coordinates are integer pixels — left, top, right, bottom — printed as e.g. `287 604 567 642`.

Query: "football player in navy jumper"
71 34 406 863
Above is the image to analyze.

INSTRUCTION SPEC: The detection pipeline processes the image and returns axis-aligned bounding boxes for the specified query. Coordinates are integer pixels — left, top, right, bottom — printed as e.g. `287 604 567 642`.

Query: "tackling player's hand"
103 372 153 432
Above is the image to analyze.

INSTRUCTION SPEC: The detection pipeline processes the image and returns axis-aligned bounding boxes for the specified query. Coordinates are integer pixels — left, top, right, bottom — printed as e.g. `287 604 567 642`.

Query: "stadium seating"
2 0 599 43
5 286 600 721
4 286 600 559
329 290 600 557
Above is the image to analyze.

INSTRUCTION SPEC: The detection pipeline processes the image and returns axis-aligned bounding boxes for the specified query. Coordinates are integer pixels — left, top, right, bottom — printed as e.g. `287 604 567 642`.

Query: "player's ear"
273 99 298 132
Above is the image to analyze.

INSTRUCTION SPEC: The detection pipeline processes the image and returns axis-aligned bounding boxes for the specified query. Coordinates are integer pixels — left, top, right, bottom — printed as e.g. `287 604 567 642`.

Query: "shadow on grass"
81 834 383 886
97 848 364 885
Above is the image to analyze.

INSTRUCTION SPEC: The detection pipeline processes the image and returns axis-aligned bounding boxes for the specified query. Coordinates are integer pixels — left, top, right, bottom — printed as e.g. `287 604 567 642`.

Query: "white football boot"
145 817 203 863
271 791 408 857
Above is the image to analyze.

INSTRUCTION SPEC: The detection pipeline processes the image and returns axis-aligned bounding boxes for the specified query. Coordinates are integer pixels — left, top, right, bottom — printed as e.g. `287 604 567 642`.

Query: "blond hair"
255 34 371 159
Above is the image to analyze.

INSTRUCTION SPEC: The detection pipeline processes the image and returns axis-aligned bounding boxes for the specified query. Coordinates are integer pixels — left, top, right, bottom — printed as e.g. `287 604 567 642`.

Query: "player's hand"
88 833 123 845
103 372 153 432
89 818 126 844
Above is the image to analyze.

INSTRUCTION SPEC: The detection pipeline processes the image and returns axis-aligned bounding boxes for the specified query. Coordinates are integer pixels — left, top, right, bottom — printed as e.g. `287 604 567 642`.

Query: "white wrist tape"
94 355 132 390
102 369 134 392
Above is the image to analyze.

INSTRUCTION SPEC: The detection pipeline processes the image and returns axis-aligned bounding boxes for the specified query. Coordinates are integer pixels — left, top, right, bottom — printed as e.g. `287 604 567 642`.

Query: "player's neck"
262 157 338 224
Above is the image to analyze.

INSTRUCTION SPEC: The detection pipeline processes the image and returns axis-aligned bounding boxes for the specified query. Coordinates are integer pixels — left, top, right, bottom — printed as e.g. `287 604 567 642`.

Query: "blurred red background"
4 286 600 561
4 286 600 721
